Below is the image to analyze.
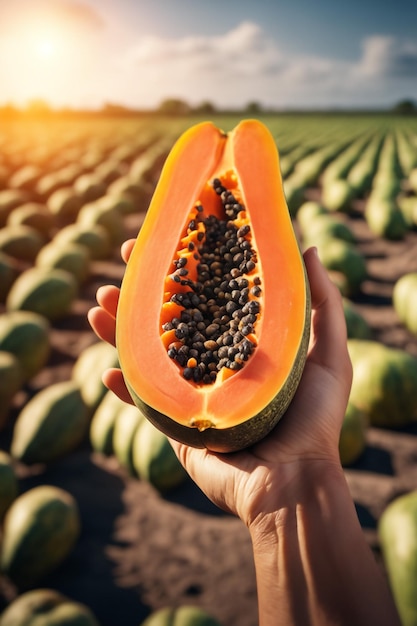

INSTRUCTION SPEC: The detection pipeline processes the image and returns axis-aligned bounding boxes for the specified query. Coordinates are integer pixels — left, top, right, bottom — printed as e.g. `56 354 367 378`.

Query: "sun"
3 9 99 109
35 38 57 60
32 30 61 61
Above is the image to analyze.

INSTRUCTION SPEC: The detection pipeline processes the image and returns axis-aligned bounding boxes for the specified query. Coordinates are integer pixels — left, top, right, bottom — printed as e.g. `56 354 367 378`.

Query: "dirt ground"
1 190 417 626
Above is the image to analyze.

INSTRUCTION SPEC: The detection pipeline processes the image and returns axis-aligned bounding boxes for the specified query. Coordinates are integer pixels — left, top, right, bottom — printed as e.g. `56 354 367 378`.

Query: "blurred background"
1 0 416 114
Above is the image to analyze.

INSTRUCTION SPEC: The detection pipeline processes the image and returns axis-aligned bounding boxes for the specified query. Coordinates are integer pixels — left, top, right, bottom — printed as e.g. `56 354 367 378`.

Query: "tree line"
0 97 416 119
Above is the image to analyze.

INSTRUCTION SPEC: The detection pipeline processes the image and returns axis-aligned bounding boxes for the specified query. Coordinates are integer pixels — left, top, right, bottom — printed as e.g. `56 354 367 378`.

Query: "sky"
0 0 416 111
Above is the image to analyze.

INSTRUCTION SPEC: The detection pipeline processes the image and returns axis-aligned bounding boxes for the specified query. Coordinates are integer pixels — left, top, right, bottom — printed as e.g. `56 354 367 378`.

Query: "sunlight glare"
2 9 102 109
36 38 56 60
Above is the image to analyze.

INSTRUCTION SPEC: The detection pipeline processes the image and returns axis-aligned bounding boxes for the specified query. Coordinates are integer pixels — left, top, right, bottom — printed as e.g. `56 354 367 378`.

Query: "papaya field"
0 112 417 626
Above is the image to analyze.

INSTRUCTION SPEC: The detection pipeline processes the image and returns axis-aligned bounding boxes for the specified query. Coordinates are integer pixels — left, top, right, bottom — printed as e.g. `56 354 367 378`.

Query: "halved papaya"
116 120 311 452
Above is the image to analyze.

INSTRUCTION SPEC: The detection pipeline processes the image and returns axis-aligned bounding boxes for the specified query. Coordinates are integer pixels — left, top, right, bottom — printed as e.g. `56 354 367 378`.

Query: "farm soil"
1 192 417 626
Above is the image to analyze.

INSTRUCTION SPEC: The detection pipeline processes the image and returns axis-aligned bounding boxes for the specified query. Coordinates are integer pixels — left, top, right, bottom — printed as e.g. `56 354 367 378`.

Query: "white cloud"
120 22 417 109
125 22 281 77
354 35 417 78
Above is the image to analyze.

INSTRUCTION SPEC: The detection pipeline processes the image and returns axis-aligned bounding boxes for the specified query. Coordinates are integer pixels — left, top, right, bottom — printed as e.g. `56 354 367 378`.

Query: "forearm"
249 463 400 626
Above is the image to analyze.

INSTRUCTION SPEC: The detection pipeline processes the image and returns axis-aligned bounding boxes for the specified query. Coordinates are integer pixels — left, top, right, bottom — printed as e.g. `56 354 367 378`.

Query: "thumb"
303 247 352 381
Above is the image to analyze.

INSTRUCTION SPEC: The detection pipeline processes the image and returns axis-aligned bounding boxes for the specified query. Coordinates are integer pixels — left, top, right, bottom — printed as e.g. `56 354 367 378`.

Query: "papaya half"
116 120 311 452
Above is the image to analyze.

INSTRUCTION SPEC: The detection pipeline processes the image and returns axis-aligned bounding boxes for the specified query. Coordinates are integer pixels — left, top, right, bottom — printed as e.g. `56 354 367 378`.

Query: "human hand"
88 242 352 527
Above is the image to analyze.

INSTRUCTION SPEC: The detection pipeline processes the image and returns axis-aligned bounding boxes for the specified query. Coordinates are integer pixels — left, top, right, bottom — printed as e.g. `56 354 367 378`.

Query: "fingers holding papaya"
87 240 136 342
121 239 135 264
88 305 117 347
88 284 120 346
102 367 135 405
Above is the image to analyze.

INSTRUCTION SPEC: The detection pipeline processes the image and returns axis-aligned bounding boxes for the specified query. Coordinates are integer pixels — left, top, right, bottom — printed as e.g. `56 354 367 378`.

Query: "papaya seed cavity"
160 173 263 386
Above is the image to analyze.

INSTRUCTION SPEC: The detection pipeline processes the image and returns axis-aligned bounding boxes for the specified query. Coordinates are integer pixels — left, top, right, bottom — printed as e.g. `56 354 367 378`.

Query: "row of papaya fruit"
0 589 222 626
0 119 186 320
0 311 189 483
284 127 417 239
0 438 214 625
0 115 417 625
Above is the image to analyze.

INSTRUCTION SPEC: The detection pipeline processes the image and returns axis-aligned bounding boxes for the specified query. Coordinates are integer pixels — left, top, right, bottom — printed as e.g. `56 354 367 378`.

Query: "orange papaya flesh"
116 120 311 452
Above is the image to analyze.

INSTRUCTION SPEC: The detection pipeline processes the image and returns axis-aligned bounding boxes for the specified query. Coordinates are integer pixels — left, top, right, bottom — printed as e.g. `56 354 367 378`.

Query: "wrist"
246 458 345 537
247 460 400 626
